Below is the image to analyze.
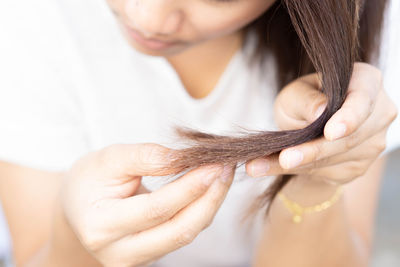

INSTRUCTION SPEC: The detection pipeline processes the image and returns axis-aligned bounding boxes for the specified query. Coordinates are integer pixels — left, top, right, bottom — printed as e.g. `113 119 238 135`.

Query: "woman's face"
106 0 275 56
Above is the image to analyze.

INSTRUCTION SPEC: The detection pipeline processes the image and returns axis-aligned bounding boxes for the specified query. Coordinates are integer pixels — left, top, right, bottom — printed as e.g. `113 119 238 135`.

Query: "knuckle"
365 64 383 85
311 142 323 161
341 175 357 184
357 90 374 111
77 214 111 252
370 65 384 86
174 227 197 247
311 156 330 171
314 169 344 183
347 161 367 179
337 170 359 183
308 166 317 177
388 102 398 123
202 217 214 230
308 159 320 172
309 168 335 181
79 225 105 252
355 63 382 83
188 180 210 196
344 133 359 151
367 132 387 156
374 139 387 154
345 95 372 125
208 191 223 208
80 234 100 252
198 207 216 230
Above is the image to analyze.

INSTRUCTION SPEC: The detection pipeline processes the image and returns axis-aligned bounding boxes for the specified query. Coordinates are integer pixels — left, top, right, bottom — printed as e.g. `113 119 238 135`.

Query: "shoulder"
0 2 90 171
0 0 81 96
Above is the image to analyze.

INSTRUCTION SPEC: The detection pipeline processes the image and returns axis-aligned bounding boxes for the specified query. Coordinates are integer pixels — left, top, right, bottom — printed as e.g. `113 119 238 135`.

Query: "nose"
124 0 183 37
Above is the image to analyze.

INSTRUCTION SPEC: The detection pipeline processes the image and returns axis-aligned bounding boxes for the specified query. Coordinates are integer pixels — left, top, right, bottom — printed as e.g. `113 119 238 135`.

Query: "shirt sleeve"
380 0 400 155
0 1 90 171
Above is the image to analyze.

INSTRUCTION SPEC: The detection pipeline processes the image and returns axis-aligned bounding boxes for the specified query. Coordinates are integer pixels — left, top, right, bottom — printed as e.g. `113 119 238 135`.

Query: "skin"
247 63 396 183
0 0 397 266
106 0 275 56
106 0 275 98
249 64 397 267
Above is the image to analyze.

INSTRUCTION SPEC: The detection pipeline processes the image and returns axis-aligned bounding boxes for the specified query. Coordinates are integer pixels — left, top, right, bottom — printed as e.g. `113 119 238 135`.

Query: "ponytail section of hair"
166 0 358 214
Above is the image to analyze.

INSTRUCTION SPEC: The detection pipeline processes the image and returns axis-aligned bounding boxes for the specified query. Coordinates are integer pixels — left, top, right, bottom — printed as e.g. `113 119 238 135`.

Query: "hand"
58 144 234 267
246 63 398 184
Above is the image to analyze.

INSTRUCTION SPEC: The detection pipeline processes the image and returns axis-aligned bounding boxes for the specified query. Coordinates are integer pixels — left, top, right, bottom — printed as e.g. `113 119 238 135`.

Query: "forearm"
253 176 368 267
24 196 101 267
0 161 99 267
0 162 61 265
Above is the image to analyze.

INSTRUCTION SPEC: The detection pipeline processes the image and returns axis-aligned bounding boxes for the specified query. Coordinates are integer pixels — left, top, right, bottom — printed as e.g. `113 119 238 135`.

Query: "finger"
306 158 374 184
246 87 394 176
278 90 394 170
285 129 388 173
246 154 298 177
278 134 366 171
274 73 327 131
98 164 225 242
324 63 382 141
246 126 389 177
96 165 223 242
93 143 178 178
105 166 235 266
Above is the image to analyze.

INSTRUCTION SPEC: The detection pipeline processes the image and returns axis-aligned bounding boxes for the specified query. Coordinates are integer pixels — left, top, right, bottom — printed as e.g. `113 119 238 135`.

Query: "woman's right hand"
58 144 234 267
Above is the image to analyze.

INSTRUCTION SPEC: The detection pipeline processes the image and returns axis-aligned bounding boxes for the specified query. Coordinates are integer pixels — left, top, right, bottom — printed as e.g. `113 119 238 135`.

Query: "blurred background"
372 148 400 267
0 1 399 267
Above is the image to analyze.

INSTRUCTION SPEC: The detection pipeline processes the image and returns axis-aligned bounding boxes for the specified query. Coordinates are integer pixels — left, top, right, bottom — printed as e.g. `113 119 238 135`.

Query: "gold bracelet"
278 186 343 224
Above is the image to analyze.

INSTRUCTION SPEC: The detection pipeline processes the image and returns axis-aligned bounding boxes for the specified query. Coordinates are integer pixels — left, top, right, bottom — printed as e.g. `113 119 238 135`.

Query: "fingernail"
220 165 234 183
326 123 347 141
314 104 326 120
282 150 304 169
250 159 270 177
202 166 223 186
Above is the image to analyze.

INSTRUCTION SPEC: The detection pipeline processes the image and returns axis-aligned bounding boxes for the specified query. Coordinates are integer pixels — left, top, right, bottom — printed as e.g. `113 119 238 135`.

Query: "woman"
0 0 398 266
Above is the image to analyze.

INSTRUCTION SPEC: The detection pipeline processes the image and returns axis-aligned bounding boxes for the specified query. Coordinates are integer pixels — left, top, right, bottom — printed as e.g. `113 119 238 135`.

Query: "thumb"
274 75 327 130
93 143 177 179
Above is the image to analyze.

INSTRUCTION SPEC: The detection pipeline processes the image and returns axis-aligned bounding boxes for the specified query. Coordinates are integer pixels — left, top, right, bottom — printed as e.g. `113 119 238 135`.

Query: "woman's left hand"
245 62 398 184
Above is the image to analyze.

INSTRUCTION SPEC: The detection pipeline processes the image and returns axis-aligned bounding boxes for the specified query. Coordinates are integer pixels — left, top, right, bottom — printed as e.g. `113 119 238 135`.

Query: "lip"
122 24 178 50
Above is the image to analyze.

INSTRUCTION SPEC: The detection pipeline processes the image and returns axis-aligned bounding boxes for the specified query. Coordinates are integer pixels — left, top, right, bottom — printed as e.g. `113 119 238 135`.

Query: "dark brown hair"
168 0 388 215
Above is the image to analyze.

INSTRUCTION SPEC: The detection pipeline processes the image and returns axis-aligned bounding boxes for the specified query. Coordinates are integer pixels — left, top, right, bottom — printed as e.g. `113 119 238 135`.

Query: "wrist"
276 175 343 224
281 175 341 206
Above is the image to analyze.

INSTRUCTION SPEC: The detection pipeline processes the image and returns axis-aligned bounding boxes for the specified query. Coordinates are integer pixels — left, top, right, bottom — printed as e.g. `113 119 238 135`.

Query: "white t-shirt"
0 0 399 266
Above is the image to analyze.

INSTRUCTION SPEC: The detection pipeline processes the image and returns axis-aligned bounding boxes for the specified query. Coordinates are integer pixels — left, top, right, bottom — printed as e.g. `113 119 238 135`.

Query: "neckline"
159 45 245 108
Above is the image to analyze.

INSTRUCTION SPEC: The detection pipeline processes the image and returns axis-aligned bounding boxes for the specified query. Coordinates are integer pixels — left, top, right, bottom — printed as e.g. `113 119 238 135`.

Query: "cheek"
187 0 275 40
